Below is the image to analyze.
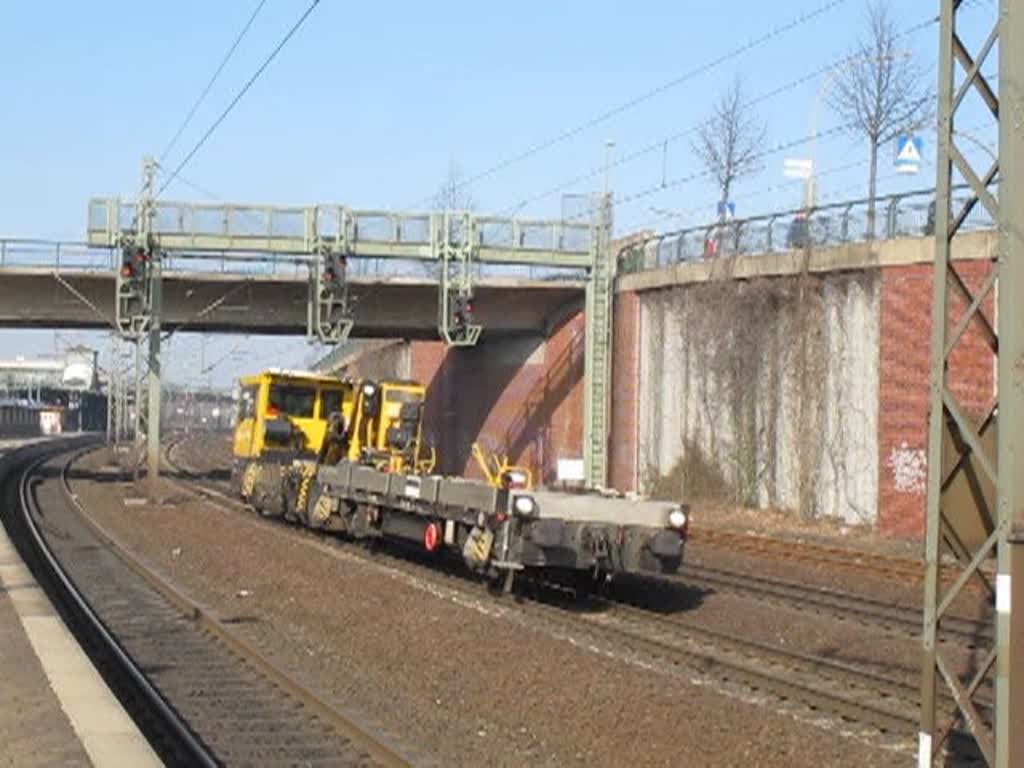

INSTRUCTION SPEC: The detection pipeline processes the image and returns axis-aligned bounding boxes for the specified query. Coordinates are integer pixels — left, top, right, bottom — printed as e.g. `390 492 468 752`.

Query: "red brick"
878 261 994 537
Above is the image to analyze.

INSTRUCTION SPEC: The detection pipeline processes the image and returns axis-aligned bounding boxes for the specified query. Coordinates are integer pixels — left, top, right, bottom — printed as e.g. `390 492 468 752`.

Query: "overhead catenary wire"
411 0 852 207
626 155 870 234
562 122 857 225
159 0 269 166
157 0 321 199
622 115 995 234
499 13 940 218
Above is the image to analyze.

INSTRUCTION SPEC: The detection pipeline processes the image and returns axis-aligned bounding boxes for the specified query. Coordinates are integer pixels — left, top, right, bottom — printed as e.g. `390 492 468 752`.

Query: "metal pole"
996 2 1024 764
120 347 129 443
133 338 143 445
603 140 615 196
919 1 955 756
583 191 613 488
105 334 114 445
146 255 163 493
921 2 1012 765
115 352 125 443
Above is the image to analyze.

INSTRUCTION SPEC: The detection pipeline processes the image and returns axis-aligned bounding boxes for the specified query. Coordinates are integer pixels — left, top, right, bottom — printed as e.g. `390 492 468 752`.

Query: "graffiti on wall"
886 441 927 495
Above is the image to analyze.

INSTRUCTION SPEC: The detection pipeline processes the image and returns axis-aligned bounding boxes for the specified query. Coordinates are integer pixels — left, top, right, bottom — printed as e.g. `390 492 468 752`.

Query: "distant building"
0 345 99 394
0 346 104 432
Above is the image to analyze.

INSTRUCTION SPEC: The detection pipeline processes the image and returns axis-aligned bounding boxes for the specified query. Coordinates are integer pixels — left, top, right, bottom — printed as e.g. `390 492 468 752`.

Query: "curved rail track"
1 438 215 767
6 438 412 767
162 437 973 742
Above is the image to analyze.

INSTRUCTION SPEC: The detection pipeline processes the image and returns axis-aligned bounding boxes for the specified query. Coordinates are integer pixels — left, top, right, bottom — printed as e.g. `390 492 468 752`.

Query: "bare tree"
432 158 476 213
828 0 932 238
424 159 476 277
692 77 767 221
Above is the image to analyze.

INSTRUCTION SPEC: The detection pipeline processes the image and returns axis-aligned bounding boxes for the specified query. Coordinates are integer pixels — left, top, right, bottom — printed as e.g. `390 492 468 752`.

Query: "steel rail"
162 439 942 737
64 442 414 768
11 441 217 767
676 562 992 645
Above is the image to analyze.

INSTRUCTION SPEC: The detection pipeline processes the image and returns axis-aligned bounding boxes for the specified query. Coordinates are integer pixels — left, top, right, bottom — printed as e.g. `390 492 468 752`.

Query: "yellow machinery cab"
347 379 432 474
232 370 434 514
233 369 355 463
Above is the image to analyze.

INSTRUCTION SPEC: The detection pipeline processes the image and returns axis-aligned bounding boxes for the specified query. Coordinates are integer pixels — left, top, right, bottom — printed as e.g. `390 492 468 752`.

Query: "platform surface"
0 440 160 768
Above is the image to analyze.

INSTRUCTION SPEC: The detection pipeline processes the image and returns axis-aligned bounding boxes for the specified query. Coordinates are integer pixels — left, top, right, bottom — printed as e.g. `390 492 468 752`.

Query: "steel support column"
996 2 1024 763
584 193 613 488
920 2 1021 766
105 334 114 444
133 338 144 444
145 255 162 491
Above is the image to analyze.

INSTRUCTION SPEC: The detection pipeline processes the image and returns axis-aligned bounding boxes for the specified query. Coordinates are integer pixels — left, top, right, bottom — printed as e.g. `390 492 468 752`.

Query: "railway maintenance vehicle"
231 368 688 589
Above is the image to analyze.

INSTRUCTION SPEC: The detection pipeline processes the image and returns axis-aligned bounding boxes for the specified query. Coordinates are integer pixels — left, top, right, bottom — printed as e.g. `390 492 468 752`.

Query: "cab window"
321 389 344 419
267 384 315 418
384 389 423 404
238 385 258 420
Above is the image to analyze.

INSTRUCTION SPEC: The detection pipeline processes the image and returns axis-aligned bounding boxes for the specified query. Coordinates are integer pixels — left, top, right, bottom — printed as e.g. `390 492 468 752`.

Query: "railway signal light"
440 290 481 346
120 246 149 283
452 295 473 328
115 244 153 338
310 248 354 345
321 252 346 296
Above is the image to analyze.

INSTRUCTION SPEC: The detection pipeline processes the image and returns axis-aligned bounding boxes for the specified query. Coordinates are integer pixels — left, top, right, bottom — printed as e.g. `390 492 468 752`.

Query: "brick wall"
609 290 640 491
341 341 411 382
877 261 995 536
345 314 586 483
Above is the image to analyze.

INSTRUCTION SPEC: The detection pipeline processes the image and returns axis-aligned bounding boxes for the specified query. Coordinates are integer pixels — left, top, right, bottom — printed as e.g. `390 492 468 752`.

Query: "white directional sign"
784 158 813 180
895 134 924 174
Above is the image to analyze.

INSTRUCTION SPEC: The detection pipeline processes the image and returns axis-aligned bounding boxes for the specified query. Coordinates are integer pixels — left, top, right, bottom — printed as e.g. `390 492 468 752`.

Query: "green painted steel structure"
92 171 613 487
583 193 614 488
921 2 1024 766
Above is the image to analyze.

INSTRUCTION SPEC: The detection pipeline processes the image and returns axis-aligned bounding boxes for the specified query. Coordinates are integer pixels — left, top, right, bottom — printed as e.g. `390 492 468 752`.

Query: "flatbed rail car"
307 462 688 583
231 369 688 587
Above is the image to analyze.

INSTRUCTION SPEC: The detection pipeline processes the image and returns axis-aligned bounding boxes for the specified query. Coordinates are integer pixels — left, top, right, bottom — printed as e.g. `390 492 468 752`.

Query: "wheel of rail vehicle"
484 566 517 596
286 465 316 525
240 462 259 501
305 478 334 530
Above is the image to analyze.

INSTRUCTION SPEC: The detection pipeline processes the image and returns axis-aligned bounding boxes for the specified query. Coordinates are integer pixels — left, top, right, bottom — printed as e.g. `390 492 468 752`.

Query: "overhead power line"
158 0 321 199
159 0 270 165
562 122 856 225
414 0 850 206
627 152 869 233
501 13 939 218
623 114 994 234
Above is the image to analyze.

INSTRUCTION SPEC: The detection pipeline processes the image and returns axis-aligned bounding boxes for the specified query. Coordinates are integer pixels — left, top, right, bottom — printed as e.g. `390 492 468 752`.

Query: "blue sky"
0 1 999 385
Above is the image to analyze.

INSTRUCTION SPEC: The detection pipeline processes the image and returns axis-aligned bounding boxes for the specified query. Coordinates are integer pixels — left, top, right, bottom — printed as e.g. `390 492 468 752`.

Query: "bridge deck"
0 266 584 337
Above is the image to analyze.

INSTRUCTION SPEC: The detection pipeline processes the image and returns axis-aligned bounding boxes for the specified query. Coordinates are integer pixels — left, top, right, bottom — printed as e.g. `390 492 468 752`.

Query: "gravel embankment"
70 444 913 767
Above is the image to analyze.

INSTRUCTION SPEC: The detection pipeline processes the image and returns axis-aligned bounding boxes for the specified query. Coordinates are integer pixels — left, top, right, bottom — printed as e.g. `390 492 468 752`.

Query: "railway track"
689 527 992 596
160 438 965 742
166 435 991 647
7 439 412 767
675 562 992 647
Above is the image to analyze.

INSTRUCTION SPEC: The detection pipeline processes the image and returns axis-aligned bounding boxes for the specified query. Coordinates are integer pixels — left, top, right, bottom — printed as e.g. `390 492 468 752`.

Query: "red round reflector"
423 522 440 552
120 264 133 278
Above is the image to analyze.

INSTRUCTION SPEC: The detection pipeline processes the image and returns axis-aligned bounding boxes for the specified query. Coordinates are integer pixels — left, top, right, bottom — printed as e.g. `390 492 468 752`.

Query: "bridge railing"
87 198 593 264
0 237 589 283
618 185 995 274
0 239 116 271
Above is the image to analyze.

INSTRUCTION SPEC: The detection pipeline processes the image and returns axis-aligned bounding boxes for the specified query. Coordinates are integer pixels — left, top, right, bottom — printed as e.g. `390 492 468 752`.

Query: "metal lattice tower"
920 2 1024 766
583 193 614 488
